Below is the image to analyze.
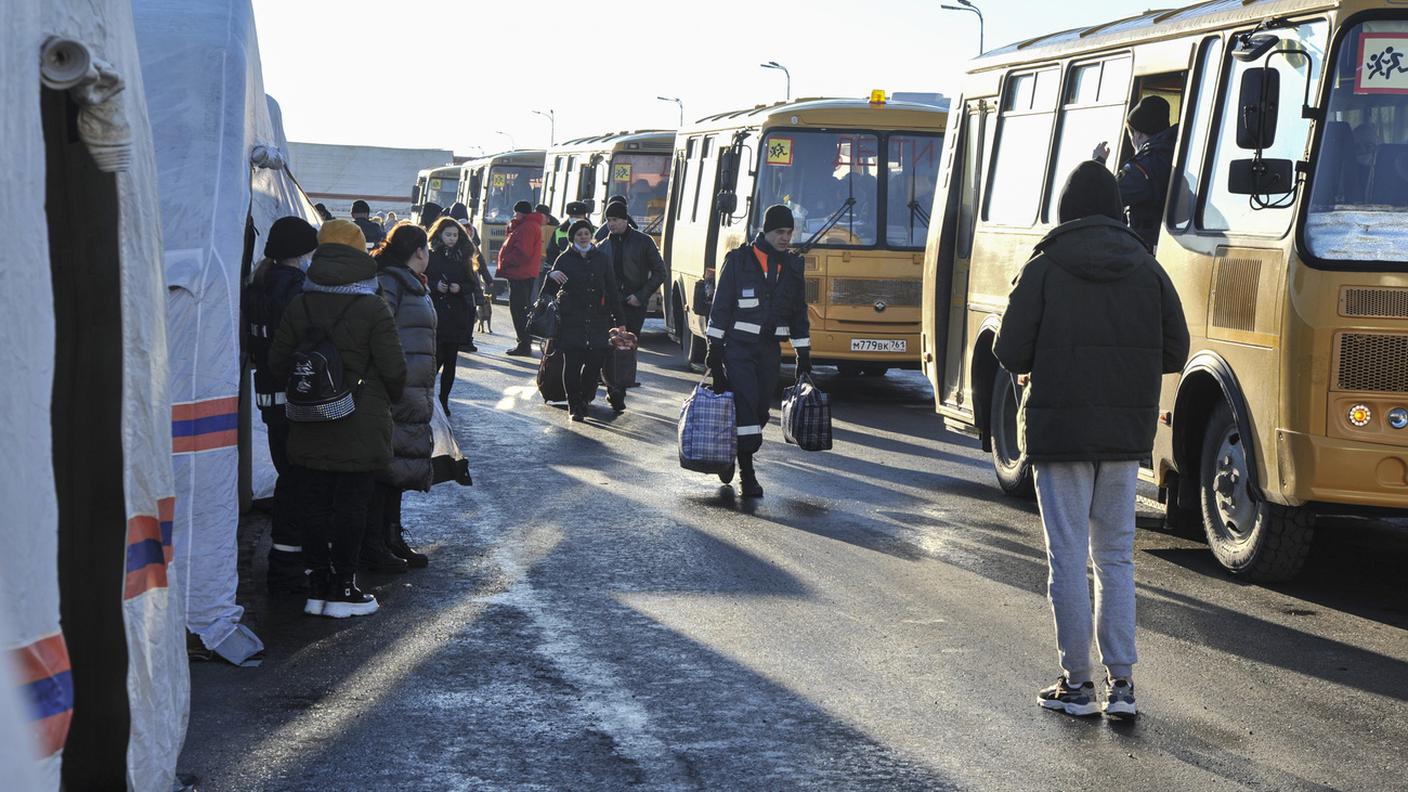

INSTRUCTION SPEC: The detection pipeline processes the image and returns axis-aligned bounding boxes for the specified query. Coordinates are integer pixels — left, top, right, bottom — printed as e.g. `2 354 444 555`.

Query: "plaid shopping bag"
678 376 736 474
782 374 832 451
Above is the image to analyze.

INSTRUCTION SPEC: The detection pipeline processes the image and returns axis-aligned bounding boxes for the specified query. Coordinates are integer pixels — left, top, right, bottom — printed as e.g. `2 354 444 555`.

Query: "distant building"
287 142 457 217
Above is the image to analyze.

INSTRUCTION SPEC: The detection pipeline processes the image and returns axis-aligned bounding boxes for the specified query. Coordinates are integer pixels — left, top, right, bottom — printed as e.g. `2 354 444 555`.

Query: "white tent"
2 1 187 789
133 0 318 665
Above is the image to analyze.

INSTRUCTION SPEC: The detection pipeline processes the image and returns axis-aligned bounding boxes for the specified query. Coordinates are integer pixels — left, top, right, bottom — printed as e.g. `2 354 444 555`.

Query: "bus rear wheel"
989 368 1033 497
1198 403 1313 582
680 319 706 372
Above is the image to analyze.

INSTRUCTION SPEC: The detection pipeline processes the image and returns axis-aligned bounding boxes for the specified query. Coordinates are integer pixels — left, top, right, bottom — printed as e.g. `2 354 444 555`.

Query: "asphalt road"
182 322 1408 791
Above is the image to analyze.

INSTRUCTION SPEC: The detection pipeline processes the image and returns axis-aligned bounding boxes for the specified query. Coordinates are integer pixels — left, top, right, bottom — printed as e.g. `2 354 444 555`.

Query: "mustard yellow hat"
317 218 367 250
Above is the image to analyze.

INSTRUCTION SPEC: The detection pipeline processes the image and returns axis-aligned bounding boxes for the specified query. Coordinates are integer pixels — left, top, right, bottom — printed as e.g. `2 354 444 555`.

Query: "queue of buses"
409 0 1408 582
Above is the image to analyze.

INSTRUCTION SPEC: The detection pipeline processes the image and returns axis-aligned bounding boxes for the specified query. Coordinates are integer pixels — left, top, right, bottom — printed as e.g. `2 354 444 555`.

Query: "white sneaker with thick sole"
1037 677 1100 716
1103 678 1137 718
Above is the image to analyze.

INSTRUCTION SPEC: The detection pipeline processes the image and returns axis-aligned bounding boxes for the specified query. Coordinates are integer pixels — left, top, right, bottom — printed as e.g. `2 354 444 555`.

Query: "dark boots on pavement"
361 518 408 574
322 570 378 619
388 524 428 568
739 454 763 498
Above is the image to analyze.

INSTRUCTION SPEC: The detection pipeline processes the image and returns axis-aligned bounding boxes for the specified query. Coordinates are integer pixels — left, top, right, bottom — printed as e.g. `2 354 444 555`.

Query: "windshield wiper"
796 197 857 254
642 212 664 235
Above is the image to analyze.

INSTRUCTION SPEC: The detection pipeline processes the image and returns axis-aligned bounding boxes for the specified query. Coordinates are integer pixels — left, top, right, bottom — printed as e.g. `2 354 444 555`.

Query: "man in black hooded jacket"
994 160 1188 720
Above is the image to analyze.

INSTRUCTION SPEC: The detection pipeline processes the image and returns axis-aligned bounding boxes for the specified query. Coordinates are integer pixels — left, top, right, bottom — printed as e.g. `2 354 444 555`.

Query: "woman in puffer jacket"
363 222 438 571
425 216 483 412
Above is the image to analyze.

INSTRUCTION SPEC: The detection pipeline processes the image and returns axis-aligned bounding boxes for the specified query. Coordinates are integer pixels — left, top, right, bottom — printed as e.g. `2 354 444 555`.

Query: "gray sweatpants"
1032 460 1139 682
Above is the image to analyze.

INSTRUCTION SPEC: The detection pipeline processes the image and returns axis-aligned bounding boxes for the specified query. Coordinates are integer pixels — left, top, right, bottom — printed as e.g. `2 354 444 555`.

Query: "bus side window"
956 104 988 259
984 67 1060 226
1045 56 1132 222
692 136 715 222
678 137 697 221
1169 37 1223 233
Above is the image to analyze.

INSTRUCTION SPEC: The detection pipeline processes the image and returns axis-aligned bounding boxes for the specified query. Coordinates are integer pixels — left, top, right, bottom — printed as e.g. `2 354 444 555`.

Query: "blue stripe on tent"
22 670 74 721
161 519 173 546
125 539 166 573
171 412 239 438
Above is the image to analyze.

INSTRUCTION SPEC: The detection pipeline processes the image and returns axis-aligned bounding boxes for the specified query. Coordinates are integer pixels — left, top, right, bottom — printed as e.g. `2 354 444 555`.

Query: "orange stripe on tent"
12 634 69 687
157 496 175 521
124 563 169 600
171 396 239 421
127 515 162 545
172 429 239 453
33 710 73 758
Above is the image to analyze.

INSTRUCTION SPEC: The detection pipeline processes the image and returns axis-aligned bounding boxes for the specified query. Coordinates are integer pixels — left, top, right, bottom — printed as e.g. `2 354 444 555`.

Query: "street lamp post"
657 95 684 127
494 130 516 150
760 61 790 101
940 0 984 54
532 108 556 146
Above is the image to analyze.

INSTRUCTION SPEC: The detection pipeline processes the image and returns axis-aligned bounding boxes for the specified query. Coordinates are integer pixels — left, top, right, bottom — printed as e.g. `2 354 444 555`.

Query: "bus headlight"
1348 403 1373 428
1388 408 1408 430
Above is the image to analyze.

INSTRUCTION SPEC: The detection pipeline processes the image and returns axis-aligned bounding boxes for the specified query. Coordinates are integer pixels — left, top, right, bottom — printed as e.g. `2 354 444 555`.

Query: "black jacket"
425 247 481 345
244 262 306 401
597 227 666 306
993 216 1189 462
543 245 625 351
353 217 386 247
706 237 811 350
1117 125 1178 249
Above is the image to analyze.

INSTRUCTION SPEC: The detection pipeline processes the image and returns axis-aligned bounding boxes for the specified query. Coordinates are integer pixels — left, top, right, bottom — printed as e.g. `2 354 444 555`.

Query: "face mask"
574 242 592 253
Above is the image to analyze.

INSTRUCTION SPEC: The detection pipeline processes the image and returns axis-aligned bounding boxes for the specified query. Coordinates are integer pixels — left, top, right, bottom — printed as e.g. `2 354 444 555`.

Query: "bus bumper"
789 331 921 367
1277 429 1408 511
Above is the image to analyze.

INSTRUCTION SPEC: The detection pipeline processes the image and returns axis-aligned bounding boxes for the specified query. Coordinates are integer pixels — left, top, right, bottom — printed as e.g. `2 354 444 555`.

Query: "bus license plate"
851 338 906 353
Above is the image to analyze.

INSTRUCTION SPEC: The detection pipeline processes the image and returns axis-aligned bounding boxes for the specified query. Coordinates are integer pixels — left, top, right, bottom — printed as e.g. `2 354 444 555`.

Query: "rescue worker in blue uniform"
705 204 812 498
1093 95 1178 251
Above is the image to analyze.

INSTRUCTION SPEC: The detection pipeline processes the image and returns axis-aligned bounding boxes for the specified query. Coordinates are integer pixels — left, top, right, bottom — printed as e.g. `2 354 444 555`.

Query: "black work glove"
795 348 812 377
706 342 728 392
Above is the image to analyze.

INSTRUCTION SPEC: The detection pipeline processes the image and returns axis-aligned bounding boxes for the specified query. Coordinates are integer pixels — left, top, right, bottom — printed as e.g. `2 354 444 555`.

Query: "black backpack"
286 298 360 422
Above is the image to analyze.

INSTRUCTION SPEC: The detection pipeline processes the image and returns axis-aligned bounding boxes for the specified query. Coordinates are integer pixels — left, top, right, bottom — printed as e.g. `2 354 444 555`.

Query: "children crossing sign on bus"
1357 33 1408 93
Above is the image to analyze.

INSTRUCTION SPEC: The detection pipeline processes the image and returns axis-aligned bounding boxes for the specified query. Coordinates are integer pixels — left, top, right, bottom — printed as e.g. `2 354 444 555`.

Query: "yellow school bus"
456 149 546 271
922 0 1408 580
411 164 461 226
665 97 948 374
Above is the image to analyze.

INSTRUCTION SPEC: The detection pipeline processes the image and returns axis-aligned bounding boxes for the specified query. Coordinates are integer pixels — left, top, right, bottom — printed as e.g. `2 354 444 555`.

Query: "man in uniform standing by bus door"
1093 95 1178 251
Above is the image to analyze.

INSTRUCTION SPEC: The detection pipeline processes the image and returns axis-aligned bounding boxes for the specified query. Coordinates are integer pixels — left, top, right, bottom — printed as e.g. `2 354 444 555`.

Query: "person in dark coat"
596 200 666 407
499 200 548 356
1093 95 1179 251
243 216 319 593
426 216 484 410
365 223 440 572
540 201 590 298
994 161 1189 719
542 220 626 422
593 194 639 241
418 201 444 230
268 220 407 618
705 205 812 498
351 199 386 248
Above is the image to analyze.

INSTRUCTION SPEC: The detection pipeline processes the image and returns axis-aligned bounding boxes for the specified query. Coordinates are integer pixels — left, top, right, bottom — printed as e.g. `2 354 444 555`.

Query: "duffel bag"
603 345 638 390
527 295 559 339
536 339 568 404
678 374 736 474
782 373 832 451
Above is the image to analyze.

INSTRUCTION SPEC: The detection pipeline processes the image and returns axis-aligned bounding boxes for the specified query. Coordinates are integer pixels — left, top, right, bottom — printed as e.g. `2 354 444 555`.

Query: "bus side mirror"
716 192 738 217
718 150 740 191
691 278 713 315
1228 157 1293 195
1236 67 1280 150
468 195 480 211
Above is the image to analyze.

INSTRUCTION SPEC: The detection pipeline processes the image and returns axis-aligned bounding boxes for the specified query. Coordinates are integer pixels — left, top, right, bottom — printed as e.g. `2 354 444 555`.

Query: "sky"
252 0 1158 156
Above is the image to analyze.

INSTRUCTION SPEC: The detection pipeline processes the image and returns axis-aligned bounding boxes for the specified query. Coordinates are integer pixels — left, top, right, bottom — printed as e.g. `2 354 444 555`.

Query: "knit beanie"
604 201 630 220
607 194 627 206
448 202 470 222
513 200 533 214
763 204 795 233
568 219 595 239
264 216 319 260
351 199 370 215
1057 161 1125 224
1126 95 1171 135
318 218 367 251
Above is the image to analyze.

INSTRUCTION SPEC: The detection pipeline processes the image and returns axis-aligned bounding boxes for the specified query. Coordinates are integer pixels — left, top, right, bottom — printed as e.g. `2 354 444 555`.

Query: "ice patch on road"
496 383 541 411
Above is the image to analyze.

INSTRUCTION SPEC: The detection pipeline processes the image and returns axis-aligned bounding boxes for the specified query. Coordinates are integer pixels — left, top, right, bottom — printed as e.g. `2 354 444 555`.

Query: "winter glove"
795 348 812 377
706 341 728 392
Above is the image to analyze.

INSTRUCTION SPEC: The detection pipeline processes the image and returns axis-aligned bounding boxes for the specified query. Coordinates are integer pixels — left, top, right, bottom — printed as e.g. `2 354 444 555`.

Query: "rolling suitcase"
536 339 568 404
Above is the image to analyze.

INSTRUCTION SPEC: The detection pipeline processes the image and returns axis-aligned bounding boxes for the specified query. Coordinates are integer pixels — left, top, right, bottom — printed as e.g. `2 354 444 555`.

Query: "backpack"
285 297 361 422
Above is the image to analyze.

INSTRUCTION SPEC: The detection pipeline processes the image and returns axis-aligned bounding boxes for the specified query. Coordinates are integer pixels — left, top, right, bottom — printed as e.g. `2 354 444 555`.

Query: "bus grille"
1337 333 1408 393
1210 257 1261 332
828 279 921 308
805 277 820 304
1342 287 1408 319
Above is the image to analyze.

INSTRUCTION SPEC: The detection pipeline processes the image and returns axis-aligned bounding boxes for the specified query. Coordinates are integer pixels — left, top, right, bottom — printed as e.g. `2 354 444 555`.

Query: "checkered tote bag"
678 375 736 474
782 374 832 451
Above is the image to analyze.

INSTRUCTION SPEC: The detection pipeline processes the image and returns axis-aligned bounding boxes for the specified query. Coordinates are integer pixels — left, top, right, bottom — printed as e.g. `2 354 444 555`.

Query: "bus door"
939 99 993 406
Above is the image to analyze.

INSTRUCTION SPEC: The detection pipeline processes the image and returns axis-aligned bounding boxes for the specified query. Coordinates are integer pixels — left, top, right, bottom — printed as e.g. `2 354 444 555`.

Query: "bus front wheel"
1198 403 1313 582
989 368 1033 497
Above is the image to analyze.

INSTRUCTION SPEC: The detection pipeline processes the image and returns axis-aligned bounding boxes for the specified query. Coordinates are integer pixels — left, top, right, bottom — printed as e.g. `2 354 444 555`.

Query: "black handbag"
527 295 559 338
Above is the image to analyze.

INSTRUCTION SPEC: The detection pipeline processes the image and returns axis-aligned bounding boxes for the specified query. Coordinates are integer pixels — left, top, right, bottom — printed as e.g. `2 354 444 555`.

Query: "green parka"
268 243 408 472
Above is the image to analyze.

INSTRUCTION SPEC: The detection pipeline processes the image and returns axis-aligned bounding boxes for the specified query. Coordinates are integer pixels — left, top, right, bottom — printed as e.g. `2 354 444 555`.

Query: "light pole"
760 61 790 101
494 130 515 150
657 95 684 127
532 108 555 146
940 0 984 54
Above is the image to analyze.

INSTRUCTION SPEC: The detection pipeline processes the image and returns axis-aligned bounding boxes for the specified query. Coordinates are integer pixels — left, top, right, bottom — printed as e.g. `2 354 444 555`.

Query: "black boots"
361 523 409 574
388 524 429 568
303 569 329 616
569 403 587 422
739 454 763 498
608 388 626 413
506 342 533 357
322 571 378 619
718 464 735 484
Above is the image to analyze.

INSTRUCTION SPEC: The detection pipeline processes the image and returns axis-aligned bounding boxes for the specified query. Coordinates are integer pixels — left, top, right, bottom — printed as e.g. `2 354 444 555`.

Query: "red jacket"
497 213 546 280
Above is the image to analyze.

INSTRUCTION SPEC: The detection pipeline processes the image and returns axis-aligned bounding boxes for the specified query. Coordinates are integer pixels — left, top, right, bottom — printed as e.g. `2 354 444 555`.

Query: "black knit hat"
604 201 630 220
568 219 595 238
351 199 370 215
763 204 795 233
448 202 470 221
566 201 588 216
607 194 627 206
420 202 443 227
1057 161 1125 224
513 200 533 214
1126 95 1171 135
264 216 319 260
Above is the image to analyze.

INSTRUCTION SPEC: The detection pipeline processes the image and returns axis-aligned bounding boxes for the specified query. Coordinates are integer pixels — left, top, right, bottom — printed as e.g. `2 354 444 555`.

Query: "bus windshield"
1306 19 1408 265
754 131 879 246
484 166 541 223
886 134 942 248
610 153 670 228
426 176 459 210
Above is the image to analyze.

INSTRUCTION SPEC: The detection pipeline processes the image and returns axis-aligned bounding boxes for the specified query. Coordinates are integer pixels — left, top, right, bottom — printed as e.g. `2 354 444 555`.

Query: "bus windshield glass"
886 134 942 248
426 177 459 210
609 153 670 228
484 166 542 223
755 131 879 246
1306 19 1408 265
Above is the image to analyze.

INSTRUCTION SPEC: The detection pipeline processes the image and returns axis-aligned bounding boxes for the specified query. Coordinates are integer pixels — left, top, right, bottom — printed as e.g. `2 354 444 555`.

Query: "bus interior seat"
1366 143 1408 206
1310 121 1355 207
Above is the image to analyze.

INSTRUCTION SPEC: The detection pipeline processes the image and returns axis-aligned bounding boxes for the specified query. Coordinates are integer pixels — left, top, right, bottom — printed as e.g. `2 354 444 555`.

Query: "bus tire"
862 365 889 377
1198 402 1313 582
989 368 1033 497
681 325 707 372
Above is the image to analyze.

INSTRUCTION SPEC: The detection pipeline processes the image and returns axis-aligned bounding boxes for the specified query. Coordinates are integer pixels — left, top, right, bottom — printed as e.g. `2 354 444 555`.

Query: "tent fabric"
3 1 188 789
135 0 316 665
